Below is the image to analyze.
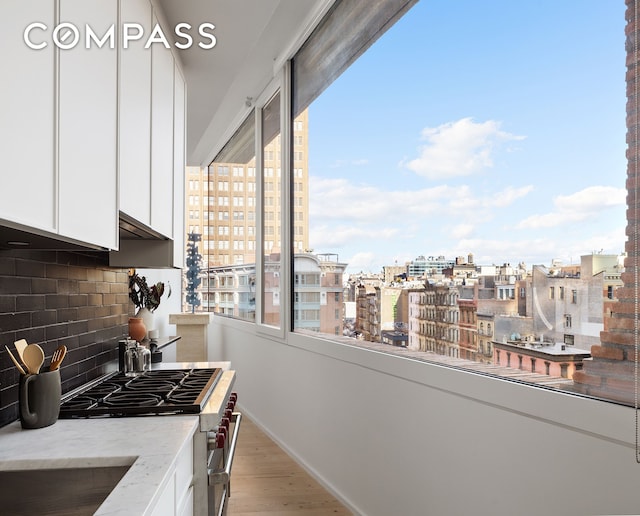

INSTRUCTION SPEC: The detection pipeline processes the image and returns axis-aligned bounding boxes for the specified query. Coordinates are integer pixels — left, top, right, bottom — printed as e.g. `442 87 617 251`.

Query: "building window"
572 290 578 304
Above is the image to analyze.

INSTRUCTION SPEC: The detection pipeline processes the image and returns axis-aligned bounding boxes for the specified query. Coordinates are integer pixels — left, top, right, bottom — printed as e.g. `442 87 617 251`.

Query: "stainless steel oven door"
207 412 242 516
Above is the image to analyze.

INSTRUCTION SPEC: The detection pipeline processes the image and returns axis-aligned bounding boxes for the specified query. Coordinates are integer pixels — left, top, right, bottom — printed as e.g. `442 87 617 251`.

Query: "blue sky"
306 0 627 274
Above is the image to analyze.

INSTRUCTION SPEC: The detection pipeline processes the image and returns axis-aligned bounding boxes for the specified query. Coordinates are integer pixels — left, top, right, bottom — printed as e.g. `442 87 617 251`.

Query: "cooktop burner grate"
58 368 222 418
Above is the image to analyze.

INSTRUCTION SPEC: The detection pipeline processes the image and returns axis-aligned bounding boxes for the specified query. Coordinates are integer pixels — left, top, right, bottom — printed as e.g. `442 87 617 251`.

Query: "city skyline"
306 1 627 274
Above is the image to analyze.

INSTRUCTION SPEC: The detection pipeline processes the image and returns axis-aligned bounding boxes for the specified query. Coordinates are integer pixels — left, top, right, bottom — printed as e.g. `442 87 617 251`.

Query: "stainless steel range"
59 368 224 418
59 366 240 516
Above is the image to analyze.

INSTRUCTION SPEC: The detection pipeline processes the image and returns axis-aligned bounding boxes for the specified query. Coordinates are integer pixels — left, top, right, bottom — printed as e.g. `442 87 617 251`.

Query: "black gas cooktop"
59 368 223 418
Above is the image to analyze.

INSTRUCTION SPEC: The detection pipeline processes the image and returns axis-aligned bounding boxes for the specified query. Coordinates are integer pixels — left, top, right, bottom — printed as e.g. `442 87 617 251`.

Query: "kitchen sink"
0 460 133 515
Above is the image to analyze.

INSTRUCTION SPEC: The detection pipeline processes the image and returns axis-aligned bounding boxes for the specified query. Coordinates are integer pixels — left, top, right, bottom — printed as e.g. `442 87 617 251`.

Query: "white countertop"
0 361 234 516
0 416 199 515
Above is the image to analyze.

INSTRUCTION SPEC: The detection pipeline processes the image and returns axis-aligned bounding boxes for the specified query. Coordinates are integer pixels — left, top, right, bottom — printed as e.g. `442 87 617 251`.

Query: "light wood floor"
227 415 352 515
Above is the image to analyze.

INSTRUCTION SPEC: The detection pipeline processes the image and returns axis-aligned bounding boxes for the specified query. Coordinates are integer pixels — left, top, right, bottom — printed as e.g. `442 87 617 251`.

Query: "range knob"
207 429 225 451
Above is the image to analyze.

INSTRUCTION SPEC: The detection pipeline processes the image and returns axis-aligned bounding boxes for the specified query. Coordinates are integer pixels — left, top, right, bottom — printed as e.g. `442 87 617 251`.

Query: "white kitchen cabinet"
150 431 194 516
175 434 195 515
178 487 195 516
119 0 153 227
150 22 175 239
0 0 56 233
151 476 175 516
173 64 187 267
0 0 185 258
58 0 118 249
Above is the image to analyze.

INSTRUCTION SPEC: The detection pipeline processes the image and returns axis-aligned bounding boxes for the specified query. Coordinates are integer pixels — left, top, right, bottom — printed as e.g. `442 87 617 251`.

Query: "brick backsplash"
0 249 130 427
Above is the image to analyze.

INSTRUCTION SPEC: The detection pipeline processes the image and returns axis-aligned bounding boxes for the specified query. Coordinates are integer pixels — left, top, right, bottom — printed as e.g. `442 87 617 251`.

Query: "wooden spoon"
49 345 67 371
14 339 27 364
5 346 26 375
22 343 45 375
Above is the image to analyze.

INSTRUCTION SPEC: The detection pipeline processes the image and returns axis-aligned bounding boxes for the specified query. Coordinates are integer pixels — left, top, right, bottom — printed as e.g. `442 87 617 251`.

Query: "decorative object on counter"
128 269 170 311
128 269 170 339
19 368 61 429
136 306 155 339
185 232 202 313
128 317 147 343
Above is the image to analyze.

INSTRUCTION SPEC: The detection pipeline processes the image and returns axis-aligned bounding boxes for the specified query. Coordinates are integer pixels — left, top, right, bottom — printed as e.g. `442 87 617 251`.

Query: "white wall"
211 316 640 516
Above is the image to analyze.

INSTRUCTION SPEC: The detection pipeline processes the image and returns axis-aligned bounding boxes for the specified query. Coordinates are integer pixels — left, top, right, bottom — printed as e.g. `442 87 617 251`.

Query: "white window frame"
251 68 290 340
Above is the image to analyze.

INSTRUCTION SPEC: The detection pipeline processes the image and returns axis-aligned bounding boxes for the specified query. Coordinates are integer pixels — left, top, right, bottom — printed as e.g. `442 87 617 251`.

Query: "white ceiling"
154 0 329 166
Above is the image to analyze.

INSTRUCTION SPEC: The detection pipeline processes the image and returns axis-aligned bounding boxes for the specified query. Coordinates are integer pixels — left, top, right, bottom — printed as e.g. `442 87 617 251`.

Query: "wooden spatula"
5 346 26 375
49 345 67 371
14 339 27 363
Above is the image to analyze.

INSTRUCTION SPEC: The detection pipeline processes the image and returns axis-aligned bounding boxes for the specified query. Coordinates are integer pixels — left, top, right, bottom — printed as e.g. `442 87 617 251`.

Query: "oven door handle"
208 411 242 486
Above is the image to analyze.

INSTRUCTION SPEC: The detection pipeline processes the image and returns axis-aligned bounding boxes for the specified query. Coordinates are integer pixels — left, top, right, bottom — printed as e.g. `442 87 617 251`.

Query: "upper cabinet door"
119 0 152 227
150 22 175 239
173 65 186 267
58 0 118 249
0 0 56 232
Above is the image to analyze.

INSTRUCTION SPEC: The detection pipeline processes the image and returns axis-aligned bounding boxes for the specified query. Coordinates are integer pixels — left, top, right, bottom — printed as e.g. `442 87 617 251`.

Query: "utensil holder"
19 369 61 429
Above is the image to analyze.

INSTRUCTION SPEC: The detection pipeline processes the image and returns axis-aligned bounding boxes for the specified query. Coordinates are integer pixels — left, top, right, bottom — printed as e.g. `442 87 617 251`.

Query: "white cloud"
330 158 370 168
557 185 624 211
450 223 626 268
451 224 475 239
310 223 399 248
404 117 525 180
345 252 379 273
517 185 626 229
308 175 535 256
309 177 457 222
489 185 534 208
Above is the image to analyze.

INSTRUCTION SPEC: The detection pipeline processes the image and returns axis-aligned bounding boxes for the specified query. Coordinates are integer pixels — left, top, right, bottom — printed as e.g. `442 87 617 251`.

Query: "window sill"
287 329 636 449
212 314 636 449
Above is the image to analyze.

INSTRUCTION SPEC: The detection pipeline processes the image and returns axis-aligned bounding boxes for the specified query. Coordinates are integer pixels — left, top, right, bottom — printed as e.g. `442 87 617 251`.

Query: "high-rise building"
184 110 309 311
185 109 309 269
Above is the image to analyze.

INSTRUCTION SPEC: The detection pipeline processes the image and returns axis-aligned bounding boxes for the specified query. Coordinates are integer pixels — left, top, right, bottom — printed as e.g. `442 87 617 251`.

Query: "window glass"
204 112 257 321
291 1 627 404
261 92 282 328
